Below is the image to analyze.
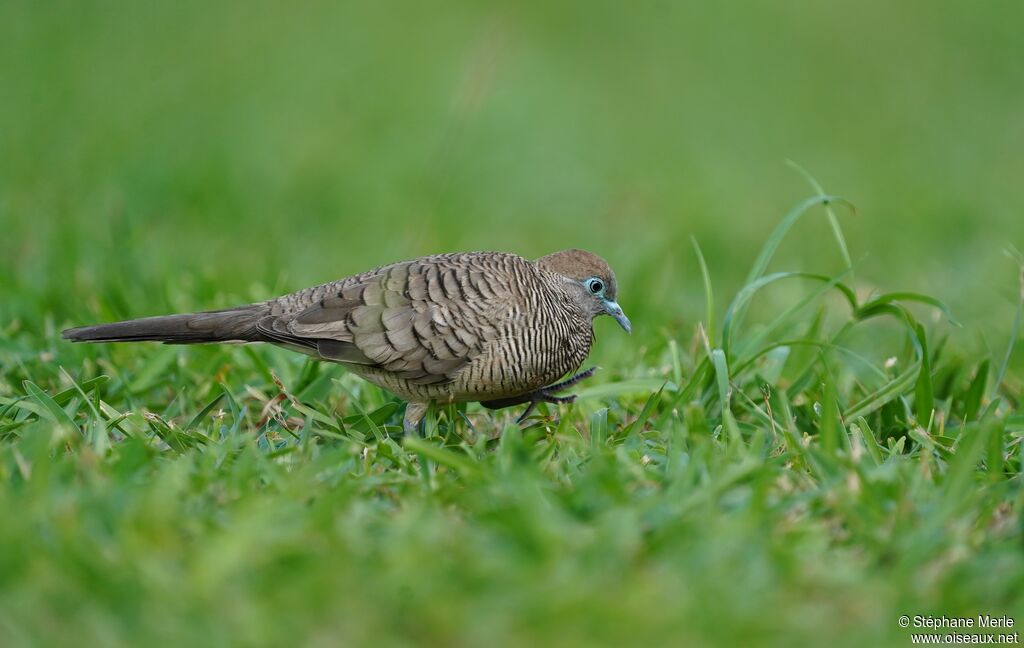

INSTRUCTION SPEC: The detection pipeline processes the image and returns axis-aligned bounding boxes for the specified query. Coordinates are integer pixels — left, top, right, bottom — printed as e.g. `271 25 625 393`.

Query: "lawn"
2 2 1023 647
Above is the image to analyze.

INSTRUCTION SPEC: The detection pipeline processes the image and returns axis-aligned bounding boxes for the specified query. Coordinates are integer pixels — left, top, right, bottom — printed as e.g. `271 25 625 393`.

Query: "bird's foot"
480 367 598 423
403 402 429 436
536 367 599 395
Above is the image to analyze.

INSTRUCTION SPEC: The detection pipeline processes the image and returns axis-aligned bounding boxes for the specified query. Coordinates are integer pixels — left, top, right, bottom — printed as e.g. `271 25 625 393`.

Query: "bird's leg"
403 401 429 436
480 367 598 422
535 367 598 395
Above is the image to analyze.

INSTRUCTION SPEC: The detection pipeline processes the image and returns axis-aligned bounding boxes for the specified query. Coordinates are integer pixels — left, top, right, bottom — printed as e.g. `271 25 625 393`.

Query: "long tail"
62 305 268 344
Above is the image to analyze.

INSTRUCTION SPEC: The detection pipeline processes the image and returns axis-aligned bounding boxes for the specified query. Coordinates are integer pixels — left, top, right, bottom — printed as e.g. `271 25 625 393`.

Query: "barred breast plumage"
63 249 631 432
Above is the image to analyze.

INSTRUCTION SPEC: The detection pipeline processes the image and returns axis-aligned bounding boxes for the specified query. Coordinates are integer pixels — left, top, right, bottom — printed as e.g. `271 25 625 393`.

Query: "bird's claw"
480 367 598 423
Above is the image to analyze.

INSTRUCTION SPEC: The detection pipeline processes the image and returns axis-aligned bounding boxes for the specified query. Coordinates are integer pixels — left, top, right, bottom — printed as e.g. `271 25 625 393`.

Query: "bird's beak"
604 301 632 334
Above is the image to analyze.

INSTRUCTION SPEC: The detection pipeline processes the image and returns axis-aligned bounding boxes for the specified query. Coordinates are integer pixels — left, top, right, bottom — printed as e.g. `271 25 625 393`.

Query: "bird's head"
535 249 631 334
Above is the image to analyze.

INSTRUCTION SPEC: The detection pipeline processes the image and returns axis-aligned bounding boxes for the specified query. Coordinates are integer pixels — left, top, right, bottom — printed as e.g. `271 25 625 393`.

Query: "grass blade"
913 323 935 426
185 393 226 433
691 236 716 348
992 263 1023 399
23 380 80 434
963 359 989 422
785 159 853 274
745 194 851 284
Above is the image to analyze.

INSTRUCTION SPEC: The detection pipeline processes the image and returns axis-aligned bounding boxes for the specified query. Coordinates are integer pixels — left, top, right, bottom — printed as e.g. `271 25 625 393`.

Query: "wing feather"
254 256 515 384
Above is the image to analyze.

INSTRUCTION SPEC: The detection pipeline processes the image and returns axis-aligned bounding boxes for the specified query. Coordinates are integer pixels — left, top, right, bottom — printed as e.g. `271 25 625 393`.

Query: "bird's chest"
458 304 591 396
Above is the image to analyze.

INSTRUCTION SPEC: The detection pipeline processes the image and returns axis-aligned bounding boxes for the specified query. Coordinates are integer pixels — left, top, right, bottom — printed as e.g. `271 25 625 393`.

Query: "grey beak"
605 301 632 334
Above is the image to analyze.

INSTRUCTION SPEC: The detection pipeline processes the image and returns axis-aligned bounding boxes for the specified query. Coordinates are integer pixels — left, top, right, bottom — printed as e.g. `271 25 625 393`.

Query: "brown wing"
256 255 515 385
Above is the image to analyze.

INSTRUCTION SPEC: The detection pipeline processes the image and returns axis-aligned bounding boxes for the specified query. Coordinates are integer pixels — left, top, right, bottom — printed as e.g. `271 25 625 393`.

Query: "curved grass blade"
744 278 859 373
745 194 853 285
23 380 80 434
575 378 676 400
854 416 884 464
785 160 854 275
59 368 109 454
50 376 110 407
843 364 920 420
733 338 889 382
185 392 226 433
857 292 960 326
723 271 857 358
664 358 712 412
623 383 667 437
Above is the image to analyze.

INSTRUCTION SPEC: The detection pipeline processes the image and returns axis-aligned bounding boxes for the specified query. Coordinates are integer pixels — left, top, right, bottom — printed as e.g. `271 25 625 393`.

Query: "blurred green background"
3 4 1024 646
3 1 1023 365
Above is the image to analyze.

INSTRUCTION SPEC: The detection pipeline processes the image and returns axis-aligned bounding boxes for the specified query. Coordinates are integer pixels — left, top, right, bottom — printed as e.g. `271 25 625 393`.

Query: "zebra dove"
63 249 631 433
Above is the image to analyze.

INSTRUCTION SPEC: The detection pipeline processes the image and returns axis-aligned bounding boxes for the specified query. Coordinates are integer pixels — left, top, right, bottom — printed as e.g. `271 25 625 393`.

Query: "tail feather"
62 305 267 344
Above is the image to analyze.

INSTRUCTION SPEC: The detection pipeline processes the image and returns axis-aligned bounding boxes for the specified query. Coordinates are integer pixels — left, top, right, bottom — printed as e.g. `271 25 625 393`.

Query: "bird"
62 249 631 433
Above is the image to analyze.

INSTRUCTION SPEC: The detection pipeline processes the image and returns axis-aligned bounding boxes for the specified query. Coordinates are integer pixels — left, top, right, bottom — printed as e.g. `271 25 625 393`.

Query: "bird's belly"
449 332 588 401
345 335 587 404
453 355 575 400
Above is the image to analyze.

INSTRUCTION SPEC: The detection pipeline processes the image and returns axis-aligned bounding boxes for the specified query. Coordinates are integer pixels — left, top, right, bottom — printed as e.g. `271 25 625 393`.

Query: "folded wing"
256 256 512 385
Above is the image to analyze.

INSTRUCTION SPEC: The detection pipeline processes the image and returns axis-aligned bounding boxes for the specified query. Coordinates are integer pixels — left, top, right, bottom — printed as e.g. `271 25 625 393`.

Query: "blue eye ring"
586 278 605 295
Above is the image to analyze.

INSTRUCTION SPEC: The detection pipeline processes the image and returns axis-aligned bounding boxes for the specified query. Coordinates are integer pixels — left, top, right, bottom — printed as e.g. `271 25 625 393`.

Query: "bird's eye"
587 278 604 294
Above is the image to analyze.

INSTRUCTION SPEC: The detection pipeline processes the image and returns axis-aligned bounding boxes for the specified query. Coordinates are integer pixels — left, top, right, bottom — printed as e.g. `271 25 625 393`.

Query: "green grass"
2 189 1022 646
3 2 1024 646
